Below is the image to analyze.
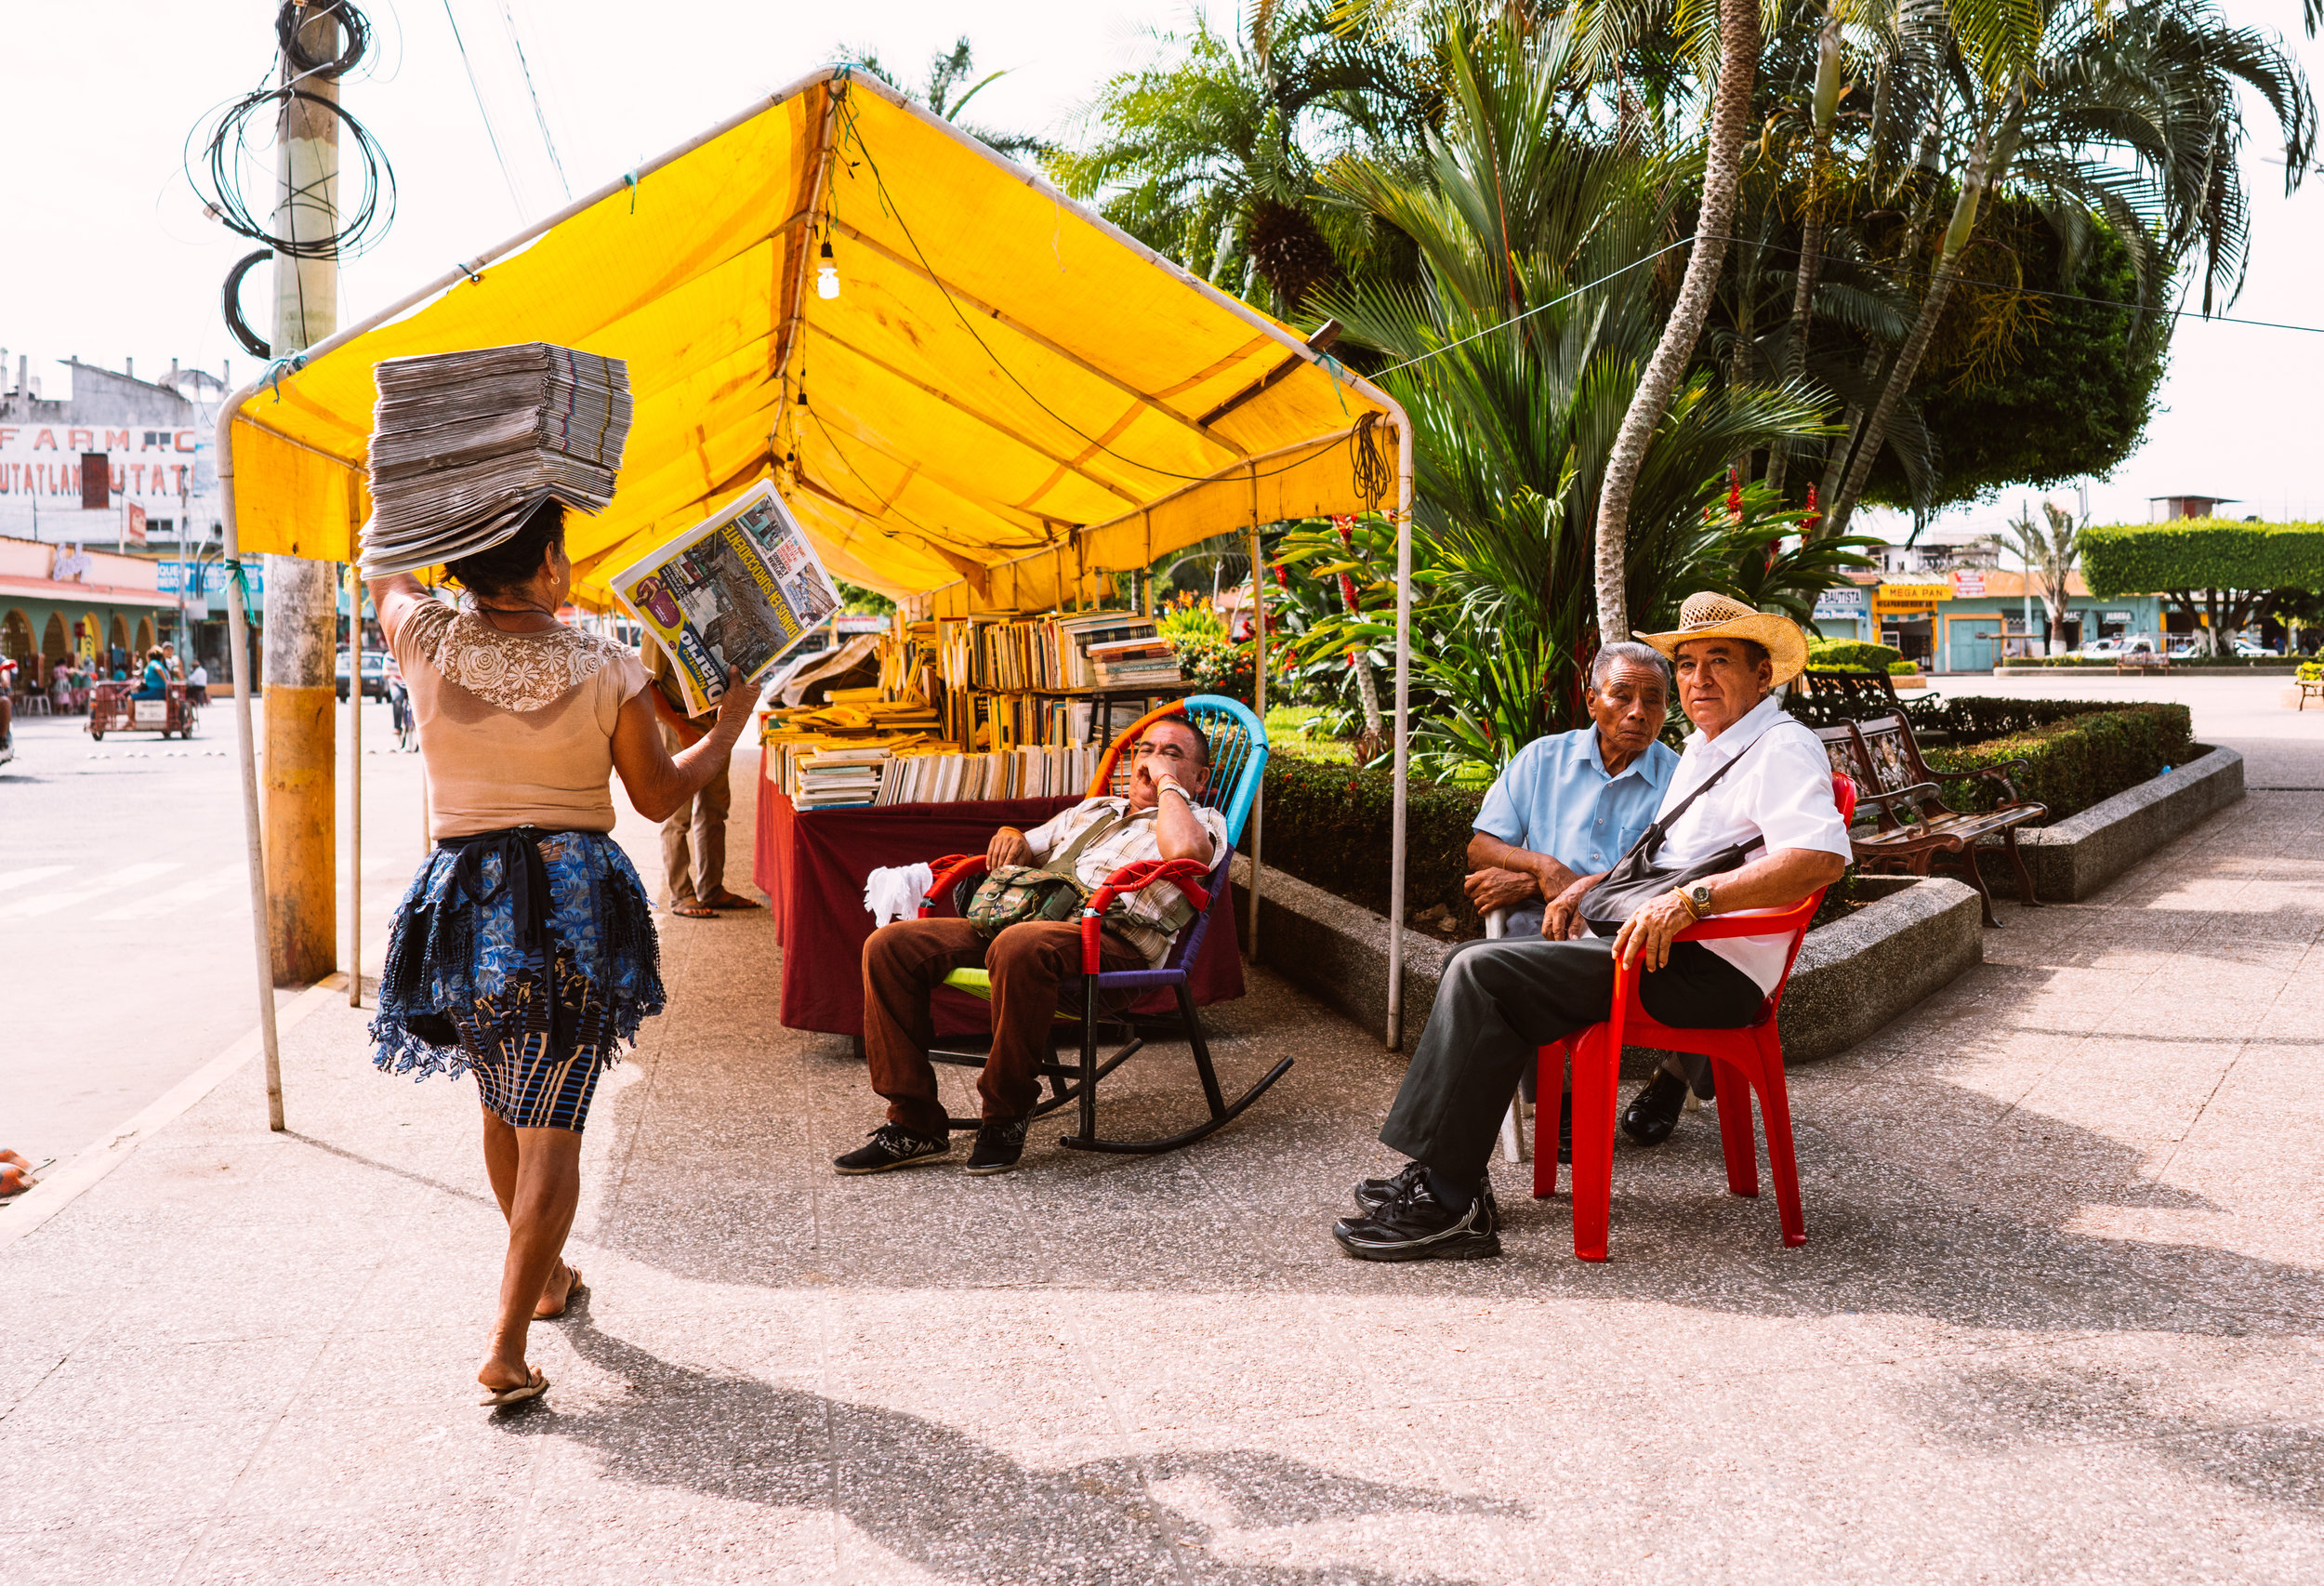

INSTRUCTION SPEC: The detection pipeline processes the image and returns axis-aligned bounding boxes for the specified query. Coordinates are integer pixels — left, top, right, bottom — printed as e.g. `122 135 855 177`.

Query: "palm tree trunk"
1592 0 1761 641
1828 86 2027 535
1767 8 1843 502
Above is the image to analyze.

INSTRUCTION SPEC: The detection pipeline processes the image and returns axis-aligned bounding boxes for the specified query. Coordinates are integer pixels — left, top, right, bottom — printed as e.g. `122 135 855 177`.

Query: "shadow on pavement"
502 1310 1513 1586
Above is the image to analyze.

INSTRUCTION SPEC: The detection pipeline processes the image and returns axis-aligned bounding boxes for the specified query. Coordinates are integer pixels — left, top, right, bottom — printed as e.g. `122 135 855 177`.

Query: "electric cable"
222 249 274 357
497 0 571 200
439 0 524 214
186 3 397 261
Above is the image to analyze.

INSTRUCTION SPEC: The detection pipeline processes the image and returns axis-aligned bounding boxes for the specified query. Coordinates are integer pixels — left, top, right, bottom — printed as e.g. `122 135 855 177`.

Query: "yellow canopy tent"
212 69 1423 1122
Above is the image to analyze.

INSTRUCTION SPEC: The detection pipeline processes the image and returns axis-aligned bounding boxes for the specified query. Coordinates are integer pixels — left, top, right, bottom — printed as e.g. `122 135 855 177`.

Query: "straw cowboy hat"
1634 591 1809 688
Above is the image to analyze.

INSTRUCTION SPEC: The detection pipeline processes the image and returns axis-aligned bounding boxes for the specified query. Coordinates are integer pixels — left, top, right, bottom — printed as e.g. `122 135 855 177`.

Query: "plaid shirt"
1021 795 1231 966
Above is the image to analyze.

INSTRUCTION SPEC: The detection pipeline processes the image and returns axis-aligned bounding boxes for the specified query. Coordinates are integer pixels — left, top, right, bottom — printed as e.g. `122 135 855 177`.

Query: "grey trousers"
659 723 733 906
1380 933 1764 1187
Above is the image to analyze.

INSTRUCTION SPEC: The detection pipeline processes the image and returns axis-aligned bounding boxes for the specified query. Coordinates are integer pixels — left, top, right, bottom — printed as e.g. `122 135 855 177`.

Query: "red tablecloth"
754 750 1244 1038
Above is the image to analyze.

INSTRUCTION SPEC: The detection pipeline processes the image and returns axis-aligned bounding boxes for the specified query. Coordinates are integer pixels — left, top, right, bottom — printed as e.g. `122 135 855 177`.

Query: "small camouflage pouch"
962 809 1127 940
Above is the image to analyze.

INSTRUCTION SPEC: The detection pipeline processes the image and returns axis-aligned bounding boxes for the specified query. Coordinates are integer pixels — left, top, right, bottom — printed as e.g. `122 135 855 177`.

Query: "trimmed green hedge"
2081 519 2324 599
1807 638 1903 671
1245 757 1485 922
2000 654 2312 668
1927 703 2193 821
1249 698 2191 925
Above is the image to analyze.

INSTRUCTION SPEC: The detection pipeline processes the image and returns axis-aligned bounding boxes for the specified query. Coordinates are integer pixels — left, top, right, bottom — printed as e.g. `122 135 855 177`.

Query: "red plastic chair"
1536 773 1858 1262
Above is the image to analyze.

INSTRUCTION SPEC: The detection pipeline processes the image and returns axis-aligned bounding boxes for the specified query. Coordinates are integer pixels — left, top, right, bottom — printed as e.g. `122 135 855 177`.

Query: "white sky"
3 0 2316 544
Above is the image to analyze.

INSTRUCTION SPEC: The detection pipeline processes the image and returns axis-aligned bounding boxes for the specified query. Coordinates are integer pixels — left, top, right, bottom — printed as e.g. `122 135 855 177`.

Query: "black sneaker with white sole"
1352 1164 1503 1225
1332 1174 1502 1262
964 1117 1029 1175
833 1124 951 1175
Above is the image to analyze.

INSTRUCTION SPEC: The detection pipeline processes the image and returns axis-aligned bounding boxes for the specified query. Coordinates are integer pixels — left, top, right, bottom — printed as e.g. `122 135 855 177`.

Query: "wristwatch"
1155 775 1190 802
1684 881 1716 919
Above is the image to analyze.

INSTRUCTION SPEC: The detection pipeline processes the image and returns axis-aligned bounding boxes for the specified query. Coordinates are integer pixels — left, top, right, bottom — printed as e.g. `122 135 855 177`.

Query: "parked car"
2231 639 2278 657
2070 637 2128 657
335 649 389 701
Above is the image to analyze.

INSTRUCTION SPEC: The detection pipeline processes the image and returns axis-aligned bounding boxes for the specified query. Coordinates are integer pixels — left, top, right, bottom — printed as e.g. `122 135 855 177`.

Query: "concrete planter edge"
1229 859 1982 1070
2009 744 2244 902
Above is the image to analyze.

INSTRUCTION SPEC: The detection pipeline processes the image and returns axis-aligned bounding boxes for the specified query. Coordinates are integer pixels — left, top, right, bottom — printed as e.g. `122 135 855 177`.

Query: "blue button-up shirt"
1472 727 1679 876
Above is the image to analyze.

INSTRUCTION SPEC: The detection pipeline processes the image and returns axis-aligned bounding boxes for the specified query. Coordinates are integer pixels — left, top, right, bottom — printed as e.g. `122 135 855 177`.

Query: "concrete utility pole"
262 2 343 985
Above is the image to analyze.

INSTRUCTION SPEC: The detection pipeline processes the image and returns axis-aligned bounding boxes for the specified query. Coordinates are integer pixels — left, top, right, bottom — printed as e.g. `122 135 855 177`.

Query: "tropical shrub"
1245 757 1486 924
1929 704 2194 821
1806 639 1902 670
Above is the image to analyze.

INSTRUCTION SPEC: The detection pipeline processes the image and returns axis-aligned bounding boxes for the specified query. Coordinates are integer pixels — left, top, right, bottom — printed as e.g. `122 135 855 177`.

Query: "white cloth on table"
863 863 934 928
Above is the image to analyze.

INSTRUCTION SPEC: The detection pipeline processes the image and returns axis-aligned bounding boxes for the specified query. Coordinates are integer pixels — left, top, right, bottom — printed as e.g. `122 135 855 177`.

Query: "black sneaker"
1620 1071 1689 1146
833 1124 951 1175
1332 1175 1502 1262
964 1117 1029 1176
1352 1164 1503 1226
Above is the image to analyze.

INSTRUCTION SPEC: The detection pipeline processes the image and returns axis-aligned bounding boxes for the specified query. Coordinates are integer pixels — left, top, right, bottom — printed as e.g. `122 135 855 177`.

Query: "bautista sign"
0 424 201 507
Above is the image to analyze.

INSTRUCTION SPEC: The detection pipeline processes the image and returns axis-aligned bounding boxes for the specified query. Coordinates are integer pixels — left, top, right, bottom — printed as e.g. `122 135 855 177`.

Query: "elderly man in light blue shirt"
1461 641 1680 940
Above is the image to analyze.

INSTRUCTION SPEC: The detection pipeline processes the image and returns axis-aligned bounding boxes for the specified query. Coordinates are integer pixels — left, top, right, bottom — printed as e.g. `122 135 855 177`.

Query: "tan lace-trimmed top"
390 598 648 839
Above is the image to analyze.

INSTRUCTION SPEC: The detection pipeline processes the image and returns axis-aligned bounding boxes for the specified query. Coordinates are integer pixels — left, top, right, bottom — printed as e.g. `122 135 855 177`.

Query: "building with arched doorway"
1 535 184 692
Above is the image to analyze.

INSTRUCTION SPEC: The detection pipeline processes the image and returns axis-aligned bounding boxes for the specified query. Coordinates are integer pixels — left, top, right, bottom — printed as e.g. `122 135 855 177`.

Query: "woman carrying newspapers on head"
358 345 760 1409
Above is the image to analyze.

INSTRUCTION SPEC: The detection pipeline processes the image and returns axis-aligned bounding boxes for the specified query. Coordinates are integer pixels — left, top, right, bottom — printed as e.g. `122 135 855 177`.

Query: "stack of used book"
875 745 1102 806
1087 634 1183 687
791 745 891 809
358 343 631 576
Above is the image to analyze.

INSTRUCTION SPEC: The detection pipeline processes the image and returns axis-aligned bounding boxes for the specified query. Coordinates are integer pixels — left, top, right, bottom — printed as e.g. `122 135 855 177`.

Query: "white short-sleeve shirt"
1652 692 1852 993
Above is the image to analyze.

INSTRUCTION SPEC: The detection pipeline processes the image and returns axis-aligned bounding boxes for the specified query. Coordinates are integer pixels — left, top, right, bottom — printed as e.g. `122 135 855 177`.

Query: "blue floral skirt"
369 828 664 1131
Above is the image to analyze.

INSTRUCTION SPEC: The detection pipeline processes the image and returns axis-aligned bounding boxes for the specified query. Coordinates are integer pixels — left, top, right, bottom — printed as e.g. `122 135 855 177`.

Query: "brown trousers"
862 917 1145 1138
658 723 732 905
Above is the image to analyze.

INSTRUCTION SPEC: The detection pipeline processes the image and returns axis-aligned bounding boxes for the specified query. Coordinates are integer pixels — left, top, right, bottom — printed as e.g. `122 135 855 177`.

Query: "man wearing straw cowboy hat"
1335 593 1852 1262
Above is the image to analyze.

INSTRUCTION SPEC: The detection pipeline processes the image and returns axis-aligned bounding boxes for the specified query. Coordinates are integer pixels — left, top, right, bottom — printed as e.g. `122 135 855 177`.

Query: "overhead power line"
439 0 524 215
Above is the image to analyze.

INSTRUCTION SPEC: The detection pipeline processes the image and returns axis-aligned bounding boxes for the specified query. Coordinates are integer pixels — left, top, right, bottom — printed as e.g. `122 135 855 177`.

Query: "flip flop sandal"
669 902 719 919
480 1368 548 1408
535 1264 586 1319
704 892 761 910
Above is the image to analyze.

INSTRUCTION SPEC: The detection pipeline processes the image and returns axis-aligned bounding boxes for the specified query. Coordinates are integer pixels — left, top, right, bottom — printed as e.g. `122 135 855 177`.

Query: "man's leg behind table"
971 919 1144 1175
836 918 989 1174
1335 934 1622 1261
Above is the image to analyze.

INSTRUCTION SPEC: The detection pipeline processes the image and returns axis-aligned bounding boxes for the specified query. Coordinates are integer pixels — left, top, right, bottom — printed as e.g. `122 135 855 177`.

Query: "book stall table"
753 775 1245 1039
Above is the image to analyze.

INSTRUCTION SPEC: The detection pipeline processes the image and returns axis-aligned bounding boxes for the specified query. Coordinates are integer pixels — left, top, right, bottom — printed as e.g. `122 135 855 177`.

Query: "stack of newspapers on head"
358 343 632 576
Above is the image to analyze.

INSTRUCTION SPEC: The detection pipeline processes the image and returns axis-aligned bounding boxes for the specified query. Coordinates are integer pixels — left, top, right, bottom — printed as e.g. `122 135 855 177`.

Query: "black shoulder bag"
1576 737 1766 933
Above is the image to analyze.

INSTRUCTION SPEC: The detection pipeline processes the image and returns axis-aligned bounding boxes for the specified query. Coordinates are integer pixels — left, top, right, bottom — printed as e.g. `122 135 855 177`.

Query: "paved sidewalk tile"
7 760 2322 1582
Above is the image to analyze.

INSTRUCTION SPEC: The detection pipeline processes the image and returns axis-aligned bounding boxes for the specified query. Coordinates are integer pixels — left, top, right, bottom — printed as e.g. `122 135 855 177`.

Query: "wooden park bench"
1815 714 2045 928
2295 662 2323 710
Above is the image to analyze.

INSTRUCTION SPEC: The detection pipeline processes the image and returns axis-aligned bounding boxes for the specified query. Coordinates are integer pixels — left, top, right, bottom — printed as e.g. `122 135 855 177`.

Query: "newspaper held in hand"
610 481 842 717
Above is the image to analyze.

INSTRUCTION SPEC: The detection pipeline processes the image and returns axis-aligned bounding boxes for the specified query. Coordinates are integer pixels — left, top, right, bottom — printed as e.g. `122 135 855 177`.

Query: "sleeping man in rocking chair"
837 716 1229 1179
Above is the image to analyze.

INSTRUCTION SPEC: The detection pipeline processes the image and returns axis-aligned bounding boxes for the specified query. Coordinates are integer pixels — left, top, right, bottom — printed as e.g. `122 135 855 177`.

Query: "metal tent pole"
1246 478 1264 961
216 405 284 1129
1385 417 1415 1051
347 562 362 1008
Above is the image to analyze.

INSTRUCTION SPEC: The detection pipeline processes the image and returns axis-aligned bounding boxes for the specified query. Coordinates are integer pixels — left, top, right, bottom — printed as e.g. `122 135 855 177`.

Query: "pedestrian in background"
188 661 210 707
645 641 760 920
365 498 754 1408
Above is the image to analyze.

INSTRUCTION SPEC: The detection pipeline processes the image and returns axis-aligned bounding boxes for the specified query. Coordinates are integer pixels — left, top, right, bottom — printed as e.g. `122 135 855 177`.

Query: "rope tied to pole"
259 354 308 403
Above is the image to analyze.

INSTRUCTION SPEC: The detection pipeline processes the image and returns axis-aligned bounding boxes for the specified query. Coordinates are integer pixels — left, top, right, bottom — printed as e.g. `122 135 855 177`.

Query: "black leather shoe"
833 1124 951 1174
1352 1166 1502 1227
1333 1176 1501 1262
1620 1071 1688 1146
964 1117 1028 1176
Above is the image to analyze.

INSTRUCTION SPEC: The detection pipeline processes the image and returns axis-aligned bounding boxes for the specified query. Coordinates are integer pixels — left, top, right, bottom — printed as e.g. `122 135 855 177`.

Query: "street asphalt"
1 671 2317 1582
0 698 431 1164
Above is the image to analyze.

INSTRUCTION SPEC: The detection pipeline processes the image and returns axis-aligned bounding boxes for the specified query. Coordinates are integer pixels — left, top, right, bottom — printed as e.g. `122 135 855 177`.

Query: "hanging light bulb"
816 237 840 299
